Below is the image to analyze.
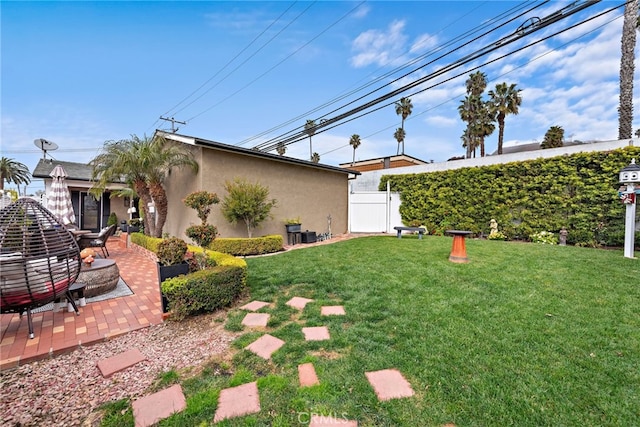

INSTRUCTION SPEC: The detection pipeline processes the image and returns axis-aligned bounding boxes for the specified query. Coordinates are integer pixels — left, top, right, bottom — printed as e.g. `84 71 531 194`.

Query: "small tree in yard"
221 178 277 238
184 190 220 248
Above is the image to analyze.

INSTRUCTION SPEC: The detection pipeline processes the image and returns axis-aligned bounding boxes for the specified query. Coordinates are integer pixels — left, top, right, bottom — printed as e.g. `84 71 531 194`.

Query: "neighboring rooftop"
339 154 430 173
32 159 126 185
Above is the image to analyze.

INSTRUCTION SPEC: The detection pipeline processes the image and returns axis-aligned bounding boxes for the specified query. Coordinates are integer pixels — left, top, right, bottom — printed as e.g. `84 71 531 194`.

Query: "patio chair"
0 198 82 338
77 224 116 258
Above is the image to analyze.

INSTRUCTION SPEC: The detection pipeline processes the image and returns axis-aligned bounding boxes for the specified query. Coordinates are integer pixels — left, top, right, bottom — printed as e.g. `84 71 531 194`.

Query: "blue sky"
1 1 637 194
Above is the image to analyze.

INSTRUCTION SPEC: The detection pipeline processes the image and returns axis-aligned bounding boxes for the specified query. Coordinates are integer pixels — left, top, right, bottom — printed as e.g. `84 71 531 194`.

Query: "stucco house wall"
160 132 355 242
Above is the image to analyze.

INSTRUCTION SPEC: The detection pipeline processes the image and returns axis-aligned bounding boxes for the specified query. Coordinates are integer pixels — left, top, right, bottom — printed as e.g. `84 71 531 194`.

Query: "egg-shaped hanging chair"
0 198 81 338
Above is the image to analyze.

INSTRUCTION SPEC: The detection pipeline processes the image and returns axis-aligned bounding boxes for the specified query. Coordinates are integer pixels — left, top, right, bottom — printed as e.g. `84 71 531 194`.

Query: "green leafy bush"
380 146 640 247
487 231 507 240
530 231 558 244
156 237 188 266
161 265 246 320
186 224 218 248
209 235 283 256
107 212 118 227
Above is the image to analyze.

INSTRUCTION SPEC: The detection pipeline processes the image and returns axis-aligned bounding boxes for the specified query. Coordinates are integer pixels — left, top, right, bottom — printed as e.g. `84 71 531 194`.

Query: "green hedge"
208 234 283 256
380 147 640 247
161 265 246 320
131 234 248 319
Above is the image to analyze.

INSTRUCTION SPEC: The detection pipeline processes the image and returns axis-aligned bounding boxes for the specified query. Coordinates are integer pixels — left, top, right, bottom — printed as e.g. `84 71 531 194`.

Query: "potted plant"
284 217 301 233
156 236 189 312
128 218 142 233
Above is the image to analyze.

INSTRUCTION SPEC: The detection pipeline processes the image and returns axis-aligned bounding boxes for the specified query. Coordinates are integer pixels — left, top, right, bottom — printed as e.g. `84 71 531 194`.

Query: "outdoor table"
77 258 120 297
446 230 472 263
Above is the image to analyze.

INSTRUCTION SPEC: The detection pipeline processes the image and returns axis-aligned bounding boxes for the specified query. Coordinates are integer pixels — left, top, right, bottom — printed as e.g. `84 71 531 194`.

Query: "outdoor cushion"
0 279 62 308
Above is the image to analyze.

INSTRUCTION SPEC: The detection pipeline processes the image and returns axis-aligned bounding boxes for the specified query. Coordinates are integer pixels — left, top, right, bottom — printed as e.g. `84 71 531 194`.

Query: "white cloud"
350 20 409 68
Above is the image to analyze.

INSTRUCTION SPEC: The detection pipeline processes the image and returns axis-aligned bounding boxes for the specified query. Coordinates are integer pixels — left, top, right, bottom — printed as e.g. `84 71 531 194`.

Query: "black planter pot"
157 262 190 313
285 223 301 233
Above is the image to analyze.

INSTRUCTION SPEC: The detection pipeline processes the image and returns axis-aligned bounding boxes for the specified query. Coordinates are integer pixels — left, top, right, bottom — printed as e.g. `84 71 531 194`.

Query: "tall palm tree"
0 157 31 191
459 72 493 158
466 71 487 96
394 97 413 154
393 127 406 156
311 152 320 163
618 0 638 139
276 142 286 156
304 119 316 161
488 83 522 155
349 134 362 165
90 134 198 237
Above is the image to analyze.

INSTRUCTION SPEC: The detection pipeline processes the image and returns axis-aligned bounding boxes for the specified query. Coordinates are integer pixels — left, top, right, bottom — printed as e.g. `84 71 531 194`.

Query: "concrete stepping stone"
132 384 186 427
242 313 270 327
298 362 319 387
365 368 414 401
321 305 346 316
245 334 285 359
213 381 260 423
240 300 270 311
309 414 358 426
302 326 330 341
286 296 314 310
97 348 146 378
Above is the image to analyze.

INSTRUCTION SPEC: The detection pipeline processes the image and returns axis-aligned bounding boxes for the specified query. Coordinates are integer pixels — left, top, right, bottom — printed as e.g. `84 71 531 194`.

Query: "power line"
234 0 534 147
253 0 555 152
184 1 368 123
146 1 301 133
256 0 613 154
319 8 624 159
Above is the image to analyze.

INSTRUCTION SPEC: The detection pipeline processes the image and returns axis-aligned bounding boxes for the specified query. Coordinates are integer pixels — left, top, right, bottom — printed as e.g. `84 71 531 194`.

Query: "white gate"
348 182 402 233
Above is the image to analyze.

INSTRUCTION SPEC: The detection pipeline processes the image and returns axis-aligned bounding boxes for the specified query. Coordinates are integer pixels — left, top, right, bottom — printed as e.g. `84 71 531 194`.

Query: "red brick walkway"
0 236 163 370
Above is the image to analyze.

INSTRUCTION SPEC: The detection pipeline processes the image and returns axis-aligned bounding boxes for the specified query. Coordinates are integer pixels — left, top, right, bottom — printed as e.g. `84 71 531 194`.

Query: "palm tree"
459 72 494 158
393 127 406 156
304 119 316 161
618 0 638 139
91 134 198 237
311 152 320 163
0 157 31 191
349 134 362 165
276 142 286 156
488 83 522 155
541 125 564 149
466 71 487 96
394 97 413 154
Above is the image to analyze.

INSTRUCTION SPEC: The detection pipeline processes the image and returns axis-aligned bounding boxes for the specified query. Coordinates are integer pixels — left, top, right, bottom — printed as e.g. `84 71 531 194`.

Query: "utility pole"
159 116 186 133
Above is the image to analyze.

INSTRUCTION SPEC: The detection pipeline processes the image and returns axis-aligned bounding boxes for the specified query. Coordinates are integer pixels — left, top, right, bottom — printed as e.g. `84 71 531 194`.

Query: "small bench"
394 226 427 239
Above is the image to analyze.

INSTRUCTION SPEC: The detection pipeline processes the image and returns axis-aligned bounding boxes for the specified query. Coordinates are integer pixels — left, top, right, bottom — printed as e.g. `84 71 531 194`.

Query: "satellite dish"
34 138 59 162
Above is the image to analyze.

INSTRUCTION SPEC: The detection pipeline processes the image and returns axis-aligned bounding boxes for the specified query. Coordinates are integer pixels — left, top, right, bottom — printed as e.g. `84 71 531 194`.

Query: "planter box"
157 262 189 313
285 223 301 233
301 231 317 244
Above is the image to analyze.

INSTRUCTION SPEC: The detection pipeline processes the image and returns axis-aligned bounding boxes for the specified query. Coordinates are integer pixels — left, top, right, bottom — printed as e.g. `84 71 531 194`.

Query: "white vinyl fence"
348 181 402 233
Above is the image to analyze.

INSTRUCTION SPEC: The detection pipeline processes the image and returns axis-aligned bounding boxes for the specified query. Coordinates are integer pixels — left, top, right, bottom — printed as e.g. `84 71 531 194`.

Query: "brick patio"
0 234 164 370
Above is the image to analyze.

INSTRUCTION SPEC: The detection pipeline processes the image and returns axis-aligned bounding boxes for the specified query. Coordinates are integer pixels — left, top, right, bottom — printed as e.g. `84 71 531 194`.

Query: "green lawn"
104 236 640 426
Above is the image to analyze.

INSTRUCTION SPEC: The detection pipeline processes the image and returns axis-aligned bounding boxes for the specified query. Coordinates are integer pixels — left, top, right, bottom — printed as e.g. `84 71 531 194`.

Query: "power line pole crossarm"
159 116 187 133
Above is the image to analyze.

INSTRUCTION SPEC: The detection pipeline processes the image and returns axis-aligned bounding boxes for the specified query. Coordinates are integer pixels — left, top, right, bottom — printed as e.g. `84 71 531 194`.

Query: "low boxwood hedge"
161 265 246 320
131 234 248 319
208 234 283 256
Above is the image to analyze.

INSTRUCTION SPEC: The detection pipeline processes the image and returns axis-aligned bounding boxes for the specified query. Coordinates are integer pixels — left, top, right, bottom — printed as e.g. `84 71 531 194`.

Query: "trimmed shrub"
131 232 160 253
380 147 640 247
161 265 246 320
209 235 283 256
